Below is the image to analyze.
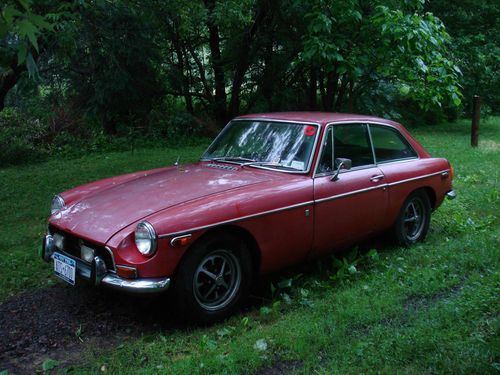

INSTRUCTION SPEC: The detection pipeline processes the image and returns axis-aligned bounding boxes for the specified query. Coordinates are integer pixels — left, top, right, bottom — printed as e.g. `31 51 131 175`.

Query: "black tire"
172 232 253 323
394 190 431 246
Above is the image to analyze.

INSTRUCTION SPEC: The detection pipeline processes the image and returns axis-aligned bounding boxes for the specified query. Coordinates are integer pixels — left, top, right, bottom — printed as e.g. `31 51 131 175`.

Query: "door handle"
370 174 385 182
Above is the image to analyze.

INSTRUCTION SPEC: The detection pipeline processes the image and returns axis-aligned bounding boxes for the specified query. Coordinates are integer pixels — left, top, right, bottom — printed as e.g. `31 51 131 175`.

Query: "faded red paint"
48 113 453 279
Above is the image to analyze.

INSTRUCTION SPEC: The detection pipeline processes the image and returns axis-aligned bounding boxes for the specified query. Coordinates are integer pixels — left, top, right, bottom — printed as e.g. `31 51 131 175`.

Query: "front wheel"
394 190 431 246
172 233 252 323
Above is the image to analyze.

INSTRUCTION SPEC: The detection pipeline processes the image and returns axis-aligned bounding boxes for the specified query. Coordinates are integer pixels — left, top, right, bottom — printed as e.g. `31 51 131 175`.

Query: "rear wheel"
394 190 431 246
172 232 252 323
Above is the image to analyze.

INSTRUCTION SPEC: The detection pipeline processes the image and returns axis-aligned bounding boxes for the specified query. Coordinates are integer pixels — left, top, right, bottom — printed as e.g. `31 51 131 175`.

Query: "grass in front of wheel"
1 117 498 374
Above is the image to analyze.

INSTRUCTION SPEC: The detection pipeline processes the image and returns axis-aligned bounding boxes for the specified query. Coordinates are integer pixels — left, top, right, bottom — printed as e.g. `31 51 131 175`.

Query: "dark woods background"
0 0 498 165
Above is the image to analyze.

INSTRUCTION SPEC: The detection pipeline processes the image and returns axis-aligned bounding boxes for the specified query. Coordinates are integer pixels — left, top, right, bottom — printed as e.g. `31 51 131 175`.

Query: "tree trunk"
308 67 317 110
228 1 268 118
0 67 24 111
348 79 354 112
334 76 349 111
170 23 193 114
204 0 228 126
324 68 339 111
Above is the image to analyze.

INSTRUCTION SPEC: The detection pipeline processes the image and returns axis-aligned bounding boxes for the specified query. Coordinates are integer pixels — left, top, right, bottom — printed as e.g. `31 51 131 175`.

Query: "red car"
42 112 455 321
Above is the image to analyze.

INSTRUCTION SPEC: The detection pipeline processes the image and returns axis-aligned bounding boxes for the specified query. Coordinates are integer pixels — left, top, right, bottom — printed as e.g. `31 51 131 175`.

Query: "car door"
312 123 388 256
367 124 422 227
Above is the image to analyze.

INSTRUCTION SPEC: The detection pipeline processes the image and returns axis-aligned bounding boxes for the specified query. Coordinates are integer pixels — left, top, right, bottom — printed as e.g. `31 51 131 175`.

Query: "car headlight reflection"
51 195 65 214
135 221 157 256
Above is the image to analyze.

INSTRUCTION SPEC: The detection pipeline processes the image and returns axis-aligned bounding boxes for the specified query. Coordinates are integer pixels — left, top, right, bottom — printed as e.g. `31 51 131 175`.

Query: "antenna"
174 156 180 166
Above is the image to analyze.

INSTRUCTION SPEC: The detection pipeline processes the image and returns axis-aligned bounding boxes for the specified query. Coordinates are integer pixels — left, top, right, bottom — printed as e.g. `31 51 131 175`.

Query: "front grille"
48 225 115 271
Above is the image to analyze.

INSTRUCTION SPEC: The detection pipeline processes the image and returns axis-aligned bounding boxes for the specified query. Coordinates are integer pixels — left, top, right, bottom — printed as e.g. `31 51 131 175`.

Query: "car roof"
235 112 401 127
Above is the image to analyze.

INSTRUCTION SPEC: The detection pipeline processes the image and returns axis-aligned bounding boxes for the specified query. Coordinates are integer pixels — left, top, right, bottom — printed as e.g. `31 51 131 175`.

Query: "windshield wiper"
206 156 257 165
244 162 302 171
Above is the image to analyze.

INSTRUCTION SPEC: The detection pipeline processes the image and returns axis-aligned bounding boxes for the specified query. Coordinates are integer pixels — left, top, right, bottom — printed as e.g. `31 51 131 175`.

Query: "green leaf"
399 84 410 96
17 0 30 11
277 278 293 289
42 358 59 372
254 339 268 351
17 43 28 65
3 6 23 25
28 13 52 30
452 93 461 106
270 282 276 295
259 306 272 316
26 52 39 78
18 19 40 51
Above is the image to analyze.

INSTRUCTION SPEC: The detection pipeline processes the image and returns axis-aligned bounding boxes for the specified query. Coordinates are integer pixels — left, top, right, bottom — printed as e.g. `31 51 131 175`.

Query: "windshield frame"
200 118 321 175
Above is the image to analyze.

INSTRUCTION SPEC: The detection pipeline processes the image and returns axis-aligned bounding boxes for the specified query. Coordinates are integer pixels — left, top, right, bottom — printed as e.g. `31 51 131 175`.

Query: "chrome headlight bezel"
51 195 65 214
135 221 157 257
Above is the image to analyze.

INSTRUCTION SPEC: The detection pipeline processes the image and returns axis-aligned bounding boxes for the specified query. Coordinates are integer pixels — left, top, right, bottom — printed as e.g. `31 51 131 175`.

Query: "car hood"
50 164 270 244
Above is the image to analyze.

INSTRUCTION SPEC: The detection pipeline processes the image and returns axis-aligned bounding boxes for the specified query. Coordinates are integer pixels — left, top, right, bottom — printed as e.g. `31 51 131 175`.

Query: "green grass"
1 117 499 374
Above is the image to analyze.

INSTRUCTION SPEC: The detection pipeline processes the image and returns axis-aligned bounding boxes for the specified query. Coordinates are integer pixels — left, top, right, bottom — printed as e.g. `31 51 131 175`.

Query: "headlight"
135 221 157 256
51 195 65 214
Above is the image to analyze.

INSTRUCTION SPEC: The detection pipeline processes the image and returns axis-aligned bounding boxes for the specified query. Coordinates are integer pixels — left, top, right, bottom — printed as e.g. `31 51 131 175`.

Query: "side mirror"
330 158 352 181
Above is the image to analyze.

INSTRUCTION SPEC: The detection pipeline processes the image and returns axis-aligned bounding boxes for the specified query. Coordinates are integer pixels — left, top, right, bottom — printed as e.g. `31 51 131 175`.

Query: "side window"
333 124 374 168
317 127 333 173
369 125 417 163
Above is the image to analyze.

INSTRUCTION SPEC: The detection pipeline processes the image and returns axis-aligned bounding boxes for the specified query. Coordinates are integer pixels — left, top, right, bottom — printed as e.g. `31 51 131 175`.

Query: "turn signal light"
449 163 454 180
170 234 192 248
116 265 137 279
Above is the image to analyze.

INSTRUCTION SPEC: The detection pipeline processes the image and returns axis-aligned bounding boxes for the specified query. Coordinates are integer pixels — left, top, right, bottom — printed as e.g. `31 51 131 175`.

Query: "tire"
172 232 253 323
394 190 431 246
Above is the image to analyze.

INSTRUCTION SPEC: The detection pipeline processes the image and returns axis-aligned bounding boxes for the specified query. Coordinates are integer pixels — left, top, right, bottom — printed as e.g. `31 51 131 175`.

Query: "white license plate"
54 252 76 285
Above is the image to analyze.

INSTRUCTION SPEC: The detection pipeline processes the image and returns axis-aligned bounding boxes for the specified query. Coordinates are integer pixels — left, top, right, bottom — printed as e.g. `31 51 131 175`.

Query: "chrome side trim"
366 124 377 165
157 169 449 238
386 170 449 187
315 169 449 204
158 200 314 238
232 117 322 126
170 234 192 246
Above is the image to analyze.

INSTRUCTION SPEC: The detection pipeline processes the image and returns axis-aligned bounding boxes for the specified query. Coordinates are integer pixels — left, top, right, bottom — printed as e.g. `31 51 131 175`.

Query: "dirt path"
0 284 182 374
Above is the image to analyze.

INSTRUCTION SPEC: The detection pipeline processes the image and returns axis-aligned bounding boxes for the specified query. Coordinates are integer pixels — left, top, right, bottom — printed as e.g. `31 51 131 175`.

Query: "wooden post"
471 95 480 147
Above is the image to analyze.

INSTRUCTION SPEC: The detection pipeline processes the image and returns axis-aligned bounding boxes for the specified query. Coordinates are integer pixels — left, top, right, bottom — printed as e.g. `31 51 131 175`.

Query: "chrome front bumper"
41 234 170 294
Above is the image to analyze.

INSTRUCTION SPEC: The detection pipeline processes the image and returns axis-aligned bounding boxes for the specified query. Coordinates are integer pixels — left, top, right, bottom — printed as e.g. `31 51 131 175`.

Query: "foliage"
297 0 461 115
2 0 492 138
427 0 499 115
0 105 209 166
0 106 48 164
0 0 52 77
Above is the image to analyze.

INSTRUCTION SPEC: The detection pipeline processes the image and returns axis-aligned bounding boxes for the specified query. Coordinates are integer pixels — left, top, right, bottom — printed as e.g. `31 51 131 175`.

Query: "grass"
0 117 499 374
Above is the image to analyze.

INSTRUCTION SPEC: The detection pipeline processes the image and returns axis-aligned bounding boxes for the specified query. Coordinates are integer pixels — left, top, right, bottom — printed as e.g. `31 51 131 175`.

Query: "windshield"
202 120 319 172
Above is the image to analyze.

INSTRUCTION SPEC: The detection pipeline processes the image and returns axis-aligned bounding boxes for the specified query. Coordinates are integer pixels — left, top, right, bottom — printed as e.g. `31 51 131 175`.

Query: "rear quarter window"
369 125 417 163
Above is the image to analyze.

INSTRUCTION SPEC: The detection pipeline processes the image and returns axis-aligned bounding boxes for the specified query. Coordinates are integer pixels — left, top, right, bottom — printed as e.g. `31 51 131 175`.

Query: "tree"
427 0 499 114
0 0 52 110
296 0 462 115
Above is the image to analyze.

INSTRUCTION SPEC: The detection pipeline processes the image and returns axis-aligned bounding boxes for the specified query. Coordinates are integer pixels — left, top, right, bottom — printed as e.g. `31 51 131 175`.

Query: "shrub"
0 108 49 166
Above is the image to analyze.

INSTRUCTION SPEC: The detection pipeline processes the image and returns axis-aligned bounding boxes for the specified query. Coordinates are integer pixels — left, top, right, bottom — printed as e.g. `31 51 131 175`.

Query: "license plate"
54 252 76 285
